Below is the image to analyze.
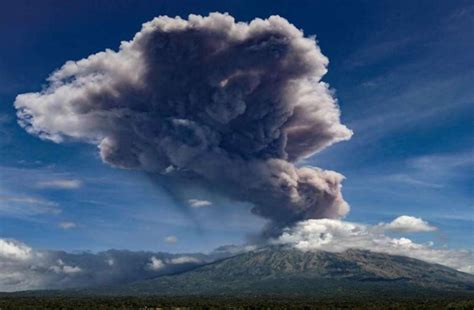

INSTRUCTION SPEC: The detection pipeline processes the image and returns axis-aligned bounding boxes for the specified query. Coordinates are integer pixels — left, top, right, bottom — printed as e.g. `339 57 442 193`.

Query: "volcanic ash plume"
15 13 352 229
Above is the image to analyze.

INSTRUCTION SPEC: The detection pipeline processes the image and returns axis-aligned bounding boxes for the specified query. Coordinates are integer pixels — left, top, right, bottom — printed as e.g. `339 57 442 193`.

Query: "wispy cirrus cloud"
36 179 82 189
188 199 213 208
328 2 474 157
164 235 178 244
0 114 13 146
410 151 474 177
0 194 61 216
58 222 77 230
383 151 473 189
384 174 444 189
347 75 474 146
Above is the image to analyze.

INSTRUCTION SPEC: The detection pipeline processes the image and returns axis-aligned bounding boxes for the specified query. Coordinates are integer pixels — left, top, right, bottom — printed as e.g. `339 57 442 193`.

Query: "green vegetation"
0 296 473 310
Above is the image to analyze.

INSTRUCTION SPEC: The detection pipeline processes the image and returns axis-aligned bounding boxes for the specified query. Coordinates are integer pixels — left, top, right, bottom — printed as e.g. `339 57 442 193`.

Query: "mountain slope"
96 246 474 297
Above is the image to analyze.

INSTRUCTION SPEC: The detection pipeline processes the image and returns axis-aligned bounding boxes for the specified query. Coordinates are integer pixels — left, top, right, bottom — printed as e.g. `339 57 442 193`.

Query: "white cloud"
50 259 82 274
36 179 82 189
0 239 32 261
147 255 202 271
164 235 178 244
169 256 201 264
273 218 473 273
381 215 437 232
147 256 165 271
188 199 213 208
63 265 82 274
58 222 77 230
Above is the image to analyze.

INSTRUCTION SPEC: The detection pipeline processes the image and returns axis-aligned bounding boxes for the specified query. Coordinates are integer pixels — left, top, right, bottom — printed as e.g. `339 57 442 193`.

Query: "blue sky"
0 0 472 253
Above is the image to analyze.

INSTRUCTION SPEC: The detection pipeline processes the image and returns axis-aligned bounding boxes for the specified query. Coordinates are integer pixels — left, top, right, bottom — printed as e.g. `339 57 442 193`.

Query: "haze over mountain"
1 217 472 292
40 246 474 297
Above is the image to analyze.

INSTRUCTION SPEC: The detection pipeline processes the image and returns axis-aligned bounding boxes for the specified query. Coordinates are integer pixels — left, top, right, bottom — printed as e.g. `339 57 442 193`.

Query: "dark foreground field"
1 296 473 309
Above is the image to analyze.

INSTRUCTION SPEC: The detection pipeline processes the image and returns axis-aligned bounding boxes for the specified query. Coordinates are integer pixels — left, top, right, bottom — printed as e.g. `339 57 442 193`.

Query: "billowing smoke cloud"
14 13 352 230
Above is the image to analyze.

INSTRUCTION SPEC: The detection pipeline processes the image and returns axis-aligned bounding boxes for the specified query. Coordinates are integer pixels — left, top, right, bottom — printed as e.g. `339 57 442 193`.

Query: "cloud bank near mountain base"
273 216 473 273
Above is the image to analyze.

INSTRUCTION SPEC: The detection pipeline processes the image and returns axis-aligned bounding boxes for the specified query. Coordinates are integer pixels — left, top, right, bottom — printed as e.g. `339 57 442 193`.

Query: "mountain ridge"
81 245 474 297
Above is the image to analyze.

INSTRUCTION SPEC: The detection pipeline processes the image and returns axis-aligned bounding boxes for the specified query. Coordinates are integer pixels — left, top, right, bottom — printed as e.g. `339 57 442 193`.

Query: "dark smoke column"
15 13 353 229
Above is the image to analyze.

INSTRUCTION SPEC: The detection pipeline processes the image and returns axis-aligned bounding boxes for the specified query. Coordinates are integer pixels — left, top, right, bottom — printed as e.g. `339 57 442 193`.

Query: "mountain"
91 246 474 297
